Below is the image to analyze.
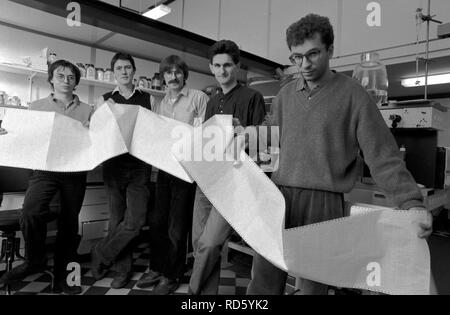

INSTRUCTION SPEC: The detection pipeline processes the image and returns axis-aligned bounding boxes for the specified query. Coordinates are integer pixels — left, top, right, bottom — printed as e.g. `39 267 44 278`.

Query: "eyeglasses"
289 49 323 66
55 73 76 83
164 70 183 77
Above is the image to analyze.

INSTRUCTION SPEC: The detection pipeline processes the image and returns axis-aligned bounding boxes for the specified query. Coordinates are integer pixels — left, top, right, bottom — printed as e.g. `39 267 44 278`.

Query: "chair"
0 209 25 295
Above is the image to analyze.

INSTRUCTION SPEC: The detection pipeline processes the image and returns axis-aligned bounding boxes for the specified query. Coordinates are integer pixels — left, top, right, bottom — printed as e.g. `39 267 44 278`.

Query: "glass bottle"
151 73 162 90
352 52 389 106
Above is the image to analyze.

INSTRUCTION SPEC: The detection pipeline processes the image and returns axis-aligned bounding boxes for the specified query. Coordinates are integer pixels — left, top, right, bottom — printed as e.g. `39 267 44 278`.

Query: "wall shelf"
0 62 166 99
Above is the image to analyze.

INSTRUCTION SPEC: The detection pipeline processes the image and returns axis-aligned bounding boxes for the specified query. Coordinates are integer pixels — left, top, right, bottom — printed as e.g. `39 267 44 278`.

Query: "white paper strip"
0 104 431 294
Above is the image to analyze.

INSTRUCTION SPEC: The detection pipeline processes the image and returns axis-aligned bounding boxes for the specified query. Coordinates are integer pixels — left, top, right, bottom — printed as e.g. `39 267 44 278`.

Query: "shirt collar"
296 70 335 92
112 85 142 98
163 85 189 103
219 83 241 97
49 93 80 108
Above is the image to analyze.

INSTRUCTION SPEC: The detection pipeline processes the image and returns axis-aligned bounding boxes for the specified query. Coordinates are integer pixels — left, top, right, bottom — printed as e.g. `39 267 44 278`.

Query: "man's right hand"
0 128 7 135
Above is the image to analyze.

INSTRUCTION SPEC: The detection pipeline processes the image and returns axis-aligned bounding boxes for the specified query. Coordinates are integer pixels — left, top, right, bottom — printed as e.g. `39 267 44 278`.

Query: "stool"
0 209 25 295
0 209 54 295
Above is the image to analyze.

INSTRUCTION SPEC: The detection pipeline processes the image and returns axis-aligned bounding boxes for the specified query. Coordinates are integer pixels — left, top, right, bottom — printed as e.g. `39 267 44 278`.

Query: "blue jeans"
96 156 151 274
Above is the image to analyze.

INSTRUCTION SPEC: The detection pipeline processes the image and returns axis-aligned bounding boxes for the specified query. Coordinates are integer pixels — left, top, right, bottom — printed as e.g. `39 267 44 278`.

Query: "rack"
0 62 166 105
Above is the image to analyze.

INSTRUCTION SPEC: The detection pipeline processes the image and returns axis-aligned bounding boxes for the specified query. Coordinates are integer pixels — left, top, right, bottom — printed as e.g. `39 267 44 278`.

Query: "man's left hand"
0 128 7 135
410 207 433 239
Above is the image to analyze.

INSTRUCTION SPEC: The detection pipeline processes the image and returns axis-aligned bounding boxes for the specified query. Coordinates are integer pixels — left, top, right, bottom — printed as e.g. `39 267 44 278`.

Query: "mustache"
167 79 181 84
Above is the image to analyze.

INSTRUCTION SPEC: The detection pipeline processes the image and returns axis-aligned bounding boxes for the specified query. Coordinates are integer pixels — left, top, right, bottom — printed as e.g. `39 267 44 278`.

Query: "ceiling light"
142 4 171 20
401 73 450 87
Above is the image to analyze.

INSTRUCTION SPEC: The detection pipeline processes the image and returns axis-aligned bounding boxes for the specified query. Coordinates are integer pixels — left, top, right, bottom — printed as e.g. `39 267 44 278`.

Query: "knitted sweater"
268 72 423 209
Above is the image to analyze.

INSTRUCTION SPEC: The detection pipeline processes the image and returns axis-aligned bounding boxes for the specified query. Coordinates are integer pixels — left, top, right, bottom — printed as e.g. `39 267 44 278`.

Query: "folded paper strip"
0 103 430 295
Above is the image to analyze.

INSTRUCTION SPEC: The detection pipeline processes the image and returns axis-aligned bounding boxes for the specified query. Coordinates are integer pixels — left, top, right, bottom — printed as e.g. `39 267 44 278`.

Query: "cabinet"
77 186 110 254
0 186 110 255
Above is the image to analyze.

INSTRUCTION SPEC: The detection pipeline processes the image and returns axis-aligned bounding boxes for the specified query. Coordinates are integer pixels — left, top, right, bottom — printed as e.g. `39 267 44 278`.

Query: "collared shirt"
29 94 93 126
96 85 152 110
296 70 336 101
205 84 266 127
153 86 208 126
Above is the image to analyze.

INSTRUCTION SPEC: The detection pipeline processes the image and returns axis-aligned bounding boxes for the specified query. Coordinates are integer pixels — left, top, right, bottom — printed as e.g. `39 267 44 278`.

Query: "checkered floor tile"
1 242 254 295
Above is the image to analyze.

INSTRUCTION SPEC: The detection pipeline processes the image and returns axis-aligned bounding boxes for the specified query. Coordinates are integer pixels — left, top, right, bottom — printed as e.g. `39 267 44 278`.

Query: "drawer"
81 220 109 240
79 204 109 222
0 193 25 210
82 187 107 206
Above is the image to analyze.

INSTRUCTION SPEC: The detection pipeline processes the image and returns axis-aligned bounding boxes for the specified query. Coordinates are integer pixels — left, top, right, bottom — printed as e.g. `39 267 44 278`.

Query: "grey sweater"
268 72 423 210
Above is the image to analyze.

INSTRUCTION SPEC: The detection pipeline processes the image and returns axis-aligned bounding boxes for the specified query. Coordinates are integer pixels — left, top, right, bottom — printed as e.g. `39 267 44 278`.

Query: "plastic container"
151 73 162 90
146 77 152 90
352 52 389 106
86 64 96 80
104 68 114 82
96 68 104 81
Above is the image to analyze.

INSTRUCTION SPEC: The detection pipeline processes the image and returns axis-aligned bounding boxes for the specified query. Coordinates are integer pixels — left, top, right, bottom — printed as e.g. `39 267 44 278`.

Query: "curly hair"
208 40 240 65
286 14 334 50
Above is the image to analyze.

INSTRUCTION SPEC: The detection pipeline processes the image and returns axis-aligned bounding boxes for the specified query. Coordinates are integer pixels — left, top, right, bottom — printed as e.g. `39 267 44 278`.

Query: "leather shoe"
111 272 131 289
90 246 108 280
53 279 82 295
0 262 46 286
136 270 162 289
151 277 179 295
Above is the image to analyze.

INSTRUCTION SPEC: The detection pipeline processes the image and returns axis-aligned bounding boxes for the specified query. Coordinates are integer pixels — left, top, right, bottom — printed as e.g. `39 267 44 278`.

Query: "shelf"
0 62 46 76
0 62 166 98
8 0 282 76
0 104 29 110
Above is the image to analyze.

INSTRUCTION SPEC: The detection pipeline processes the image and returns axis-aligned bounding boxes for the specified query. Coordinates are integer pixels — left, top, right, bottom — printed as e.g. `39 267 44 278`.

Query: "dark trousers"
247 186 345 295
149 171 196 280
20 171 87 279
97 160 151 274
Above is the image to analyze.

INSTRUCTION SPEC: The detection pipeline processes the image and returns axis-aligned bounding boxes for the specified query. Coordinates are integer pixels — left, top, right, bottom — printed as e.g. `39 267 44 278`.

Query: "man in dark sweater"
246 14 433 295
91 53 152 289
188 40 266 295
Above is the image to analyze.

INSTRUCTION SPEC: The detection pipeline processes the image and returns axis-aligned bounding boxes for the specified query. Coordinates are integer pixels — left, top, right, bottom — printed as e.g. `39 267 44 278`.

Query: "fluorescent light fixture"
401 73 450 87
142 4 171 20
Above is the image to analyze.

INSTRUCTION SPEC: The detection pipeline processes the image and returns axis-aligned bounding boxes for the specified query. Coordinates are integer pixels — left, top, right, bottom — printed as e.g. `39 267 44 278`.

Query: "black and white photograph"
0 0 450 301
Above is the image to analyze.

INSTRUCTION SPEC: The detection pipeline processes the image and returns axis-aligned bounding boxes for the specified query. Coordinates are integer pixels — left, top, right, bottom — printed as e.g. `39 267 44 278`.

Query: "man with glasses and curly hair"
0 60 93 295
246 14 432 295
